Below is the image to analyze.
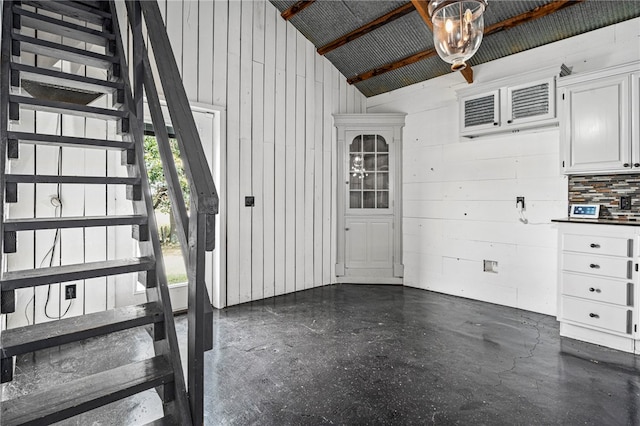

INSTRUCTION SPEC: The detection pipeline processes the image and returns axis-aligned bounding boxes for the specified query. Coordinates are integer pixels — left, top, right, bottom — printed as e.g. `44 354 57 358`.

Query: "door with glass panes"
344 131 395 278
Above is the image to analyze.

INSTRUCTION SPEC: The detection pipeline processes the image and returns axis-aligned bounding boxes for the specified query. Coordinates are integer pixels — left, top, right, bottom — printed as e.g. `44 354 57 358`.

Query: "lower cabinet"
557 222 639 354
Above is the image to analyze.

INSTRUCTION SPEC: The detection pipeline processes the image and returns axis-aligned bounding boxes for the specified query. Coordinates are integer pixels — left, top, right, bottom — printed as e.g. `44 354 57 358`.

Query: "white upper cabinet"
559 61 640 175
459 76 556 137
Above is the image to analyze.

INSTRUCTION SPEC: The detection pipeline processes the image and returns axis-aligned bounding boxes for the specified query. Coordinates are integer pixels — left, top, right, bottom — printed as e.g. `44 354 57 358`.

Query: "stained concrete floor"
2 284 640 425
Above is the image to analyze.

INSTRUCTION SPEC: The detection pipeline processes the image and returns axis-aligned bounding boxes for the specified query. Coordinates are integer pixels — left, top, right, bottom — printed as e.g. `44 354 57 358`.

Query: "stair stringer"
106 1 193 424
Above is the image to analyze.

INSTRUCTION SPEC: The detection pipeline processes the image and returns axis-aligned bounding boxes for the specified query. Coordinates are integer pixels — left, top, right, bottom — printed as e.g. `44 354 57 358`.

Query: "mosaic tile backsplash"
569 174 640 221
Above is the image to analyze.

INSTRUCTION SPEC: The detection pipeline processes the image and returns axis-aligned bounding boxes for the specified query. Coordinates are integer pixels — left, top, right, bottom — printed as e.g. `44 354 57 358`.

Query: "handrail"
115 1 219 424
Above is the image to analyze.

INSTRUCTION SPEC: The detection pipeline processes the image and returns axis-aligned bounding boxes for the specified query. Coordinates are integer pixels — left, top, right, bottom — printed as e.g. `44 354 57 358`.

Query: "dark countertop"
552 217 640 226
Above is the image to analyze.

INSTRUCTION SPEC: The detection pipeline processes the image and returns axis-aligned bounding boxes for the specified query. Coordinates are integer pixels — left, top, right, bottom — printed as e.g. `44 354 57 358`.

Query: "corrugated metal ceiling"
270 0 640 97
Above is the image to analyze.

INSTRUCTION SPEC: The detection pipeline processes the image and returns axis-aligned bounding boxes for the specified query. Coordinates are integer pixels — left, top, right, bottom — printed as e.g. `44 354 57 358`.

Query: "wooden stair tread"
1 302 163 358
5 174 140 185
12 31 117 69
21 0 111 25
1 257 155 290
7 131 132 150
9 95 127 120
11 63 123 95
1 355 173 426
4 214 147 231
14 5 114 46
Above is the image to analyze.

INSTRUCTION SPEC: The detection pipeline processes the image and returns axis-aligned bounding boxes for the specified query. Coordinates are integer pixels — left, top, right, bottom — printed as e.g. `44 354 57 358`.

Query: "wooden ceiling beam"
347 48 438 85
348 0 584 85
410 0 433 32
460 66 473 84
318 2 416 56
484 0 585 36
281 0 316 21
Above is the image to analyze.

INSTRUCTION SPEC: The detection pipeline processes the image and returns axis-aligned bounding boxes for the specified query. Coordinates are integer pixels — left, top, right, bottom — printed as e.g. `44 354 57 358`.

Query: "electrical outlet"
483 260 498 273
245 196 255 207
65 284 77 300
620 196 632 210
516 196 525 210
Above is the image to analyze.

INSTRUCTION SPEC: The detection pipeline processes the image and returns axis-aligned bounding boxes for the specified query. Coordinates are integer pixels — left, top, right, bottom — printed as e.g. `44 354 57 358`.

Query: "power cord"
43 146 73 320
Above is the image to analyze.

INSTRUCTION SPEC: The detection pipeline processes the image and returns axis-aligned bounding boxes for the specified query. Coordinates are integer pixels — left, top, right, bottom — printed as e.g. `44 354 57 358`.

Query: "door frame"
333 113 406 284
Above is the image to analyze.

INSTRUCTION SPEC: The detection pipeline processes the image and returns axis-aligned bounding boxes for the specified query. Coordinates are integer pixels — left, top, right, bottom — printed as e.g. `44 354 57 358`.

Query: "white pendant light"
428 0 488 71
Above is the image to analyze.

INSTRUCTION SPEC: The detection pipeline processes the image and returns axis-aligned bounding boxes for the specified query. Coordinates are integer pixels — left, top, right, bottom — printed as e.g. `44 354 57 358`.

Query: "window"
349 134 389 209
143 129 189 285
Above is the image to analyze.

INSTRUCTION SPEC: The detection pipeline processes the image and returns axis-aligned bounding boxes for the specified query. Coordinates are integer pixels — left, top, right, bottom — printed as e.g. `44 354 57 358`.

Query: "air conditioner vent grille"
511 83 549 119
464 95 495 128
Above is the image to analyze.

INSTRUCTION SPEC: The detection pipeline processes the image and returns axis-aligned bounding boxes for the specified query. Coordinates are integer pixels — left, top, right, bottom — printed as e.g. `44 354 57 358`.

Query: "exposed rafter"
348 49 437 85
348 0 585 86
318 3 416 56
460 66 473 84
281 0 316 21
410 0 433 32
484 0 585 35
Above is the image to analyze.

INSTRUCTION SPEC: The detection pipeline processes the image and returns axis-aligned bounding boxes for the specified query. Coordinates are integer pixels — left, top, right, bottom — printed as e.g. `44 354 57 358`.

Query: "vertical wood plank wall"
158 0 366 306
366 18 640 316
3 10 115 328
2 0 366 328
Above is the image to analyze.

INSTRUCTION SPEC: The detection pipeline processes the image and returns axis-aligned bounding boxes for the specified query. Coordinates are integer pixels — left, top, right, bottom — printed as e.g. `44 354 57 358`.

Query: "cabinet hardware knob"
635 163 640 168
493 122 499 126
345 228 349 231
589 264 600 269
507 120 513 124
590 243 600 248
624 163 631 168
588 287 602 293
589 313 600 319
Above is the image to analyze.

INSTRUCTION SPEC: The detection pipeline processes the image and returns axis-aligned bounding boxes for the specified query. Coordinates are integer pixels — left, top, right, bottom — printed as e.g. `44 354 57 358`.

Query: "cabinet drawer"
562 273 634 306
563 234 633 257
562 253 633 279
562 297 633 334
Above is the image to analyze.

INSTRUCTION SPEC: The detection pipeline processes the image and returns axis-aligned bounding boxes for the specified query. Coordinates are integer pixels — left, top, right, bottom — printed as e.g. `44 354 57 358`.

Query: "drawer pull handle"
589 313 600 319
589 264 600 269
589 243 600 248
588 287 602 293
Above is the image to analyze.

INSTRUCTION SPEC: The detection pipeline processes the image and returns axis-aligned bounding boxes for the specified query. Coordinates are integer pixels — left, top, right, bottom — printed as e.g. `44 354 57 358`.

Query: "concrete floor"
3 284 639 425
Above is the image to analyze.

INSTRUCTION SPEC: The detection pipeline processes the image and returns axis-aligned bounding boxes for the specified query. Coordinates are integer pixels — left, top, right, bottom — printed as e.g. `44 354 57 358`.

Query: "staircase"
0 1 218 424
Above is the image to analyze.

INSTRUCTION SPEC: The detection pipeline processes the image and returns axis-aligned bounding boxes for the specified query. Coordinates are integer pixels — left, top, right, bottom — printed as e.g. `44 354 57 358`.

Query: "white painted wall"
367 18 640 316
154 0 366 306
3 0 367 329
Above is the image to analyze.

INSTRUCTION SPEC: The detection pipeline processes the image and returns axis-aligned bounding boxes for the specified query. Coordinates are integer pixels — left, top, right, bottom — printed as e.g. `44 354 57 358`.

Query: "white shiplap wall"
367 18 640 316
156 0 366 306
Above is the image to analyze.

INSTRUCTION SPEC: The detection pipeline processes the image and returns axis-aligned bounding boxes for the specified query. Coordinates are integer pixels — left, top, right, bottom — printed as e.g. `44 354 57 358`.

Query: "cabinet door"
562 74 630 173
460 90 500 136
505 77 555 126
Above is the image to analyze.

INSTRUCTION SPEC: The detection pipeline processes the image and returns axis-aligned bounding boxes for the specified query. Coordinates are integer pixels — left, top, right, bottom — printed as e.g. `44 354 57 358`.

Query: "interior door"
343 132 395 279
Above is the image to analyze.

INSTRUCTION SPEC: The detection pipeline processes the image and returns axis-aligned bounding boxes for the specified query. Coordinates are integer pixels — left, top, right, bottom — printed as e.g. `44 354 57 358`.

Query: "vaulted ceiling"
269 0 640 97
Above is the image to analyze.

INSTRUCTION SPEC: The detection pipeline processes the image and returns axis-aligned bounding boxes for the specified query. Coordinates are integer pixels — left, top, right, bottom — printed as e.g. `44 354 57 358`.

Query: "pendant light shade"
428 0 487 71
